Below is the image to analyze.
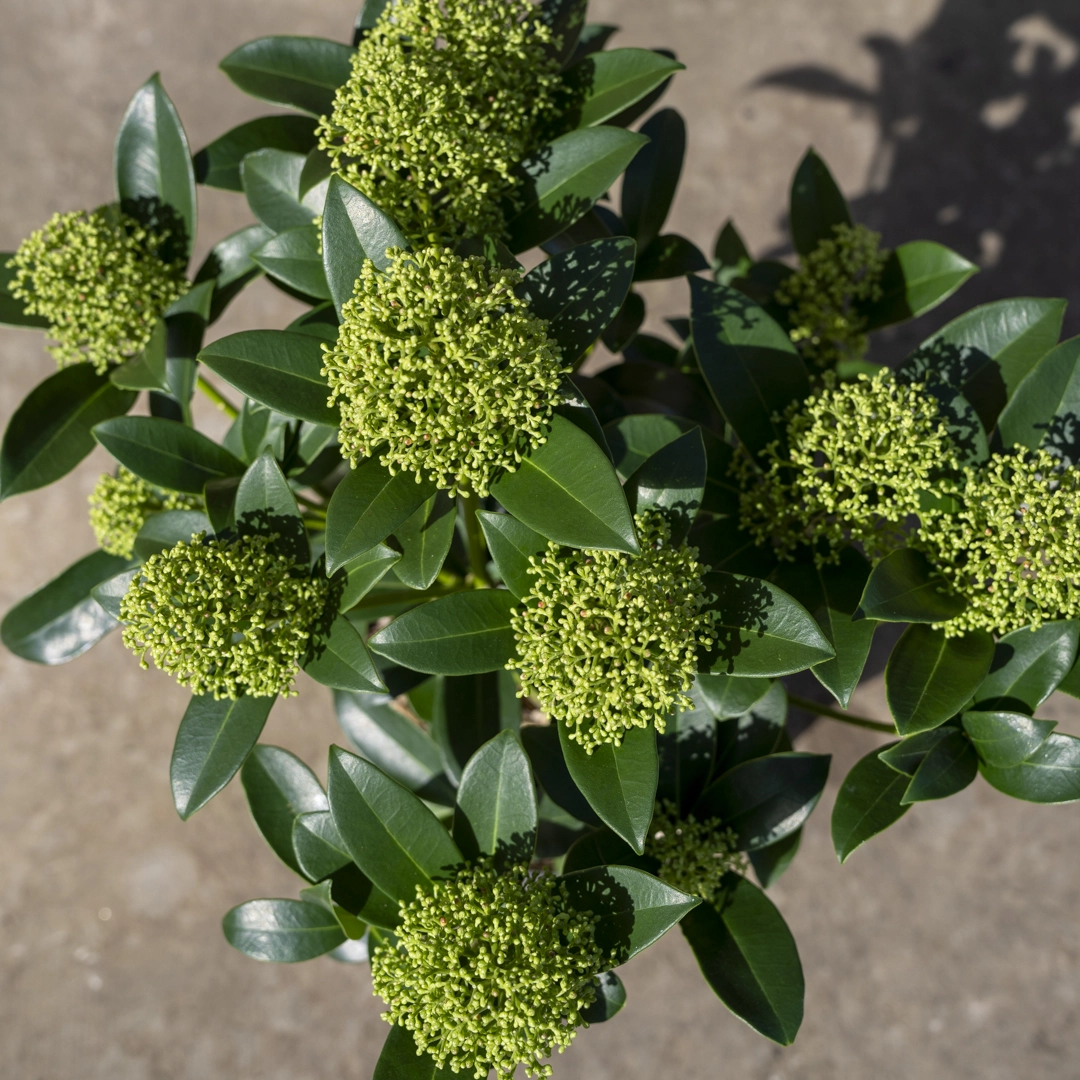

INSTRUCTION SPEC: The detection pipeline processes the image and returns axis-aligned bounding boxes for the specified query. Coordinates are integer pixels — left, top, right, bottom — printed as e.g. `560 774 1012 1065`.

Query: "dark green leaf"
624 428 705 545
93 416 245 494
506 127 649 253
562 48 684 129
980 733 1080 804
603 412 692 479
703 573 834 677
600 289 645 353
541 0 588 66
901 730 977 803
712 681 787 777
433 671 517 784
621 108 684 252
292 810 352 880
885 624 994 735
878 729 953 776
219 36 355 116
0 367 135 500
195 223 273 324
1 550 130 664
114 74 196 261
223 898 344 962
681 879 802 1044
689 277 809 457
305 615 386 694
452 730 537 868
831 744 910 863
297 879 365 939
697 752 830 850
962 710 1056 768
323 175 409 314
634 233 710 282
235 450 306 559
393 493 456 590
863 241 978 330
657 686 716 812
694 673 772 720
340 545 401 612
194 115 319 191
132 509 213 560
325 459 437 573
973 620 1079 712
199 329 338 427
476 511 548 599
789 148 851 257
749 829 802 889
251 225 331 300
516 238 635 365
581 971 627 1024
559 723 658 853
855 548 966 623
373 1024 457 1080
998 336 1080 456
562 864 698 964
712 220 752 286
241 745 328 876
368 591 517 676
110 319 169 391
0 257 48 328
327 746 463 903
241 148 327 234
89 566 139 620
520 724 601 826
491 414 638 553
171 694 274 819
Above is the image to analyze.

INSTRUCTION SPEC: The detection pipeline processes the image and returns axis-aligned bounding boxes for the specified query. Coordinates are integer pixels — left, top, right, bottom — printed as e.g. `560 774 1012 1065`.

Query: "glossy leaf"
681 879 803 1044
476 511 548 599
324 459 437 573
339 545 402 611
133 509 213 560
863 241 978 330
491 415 638 553
305 615 386 694
369 591 517 676
323 175 408 314
219 36 355 116
393 493 457 590
998 336 1080 457
562 865 698 964
110 319 169 392
433 671 517 784
171 694 274 820
621 107 684 252
831 745 910 863
712 220 752 286
624 427 706 544
1 550 129 664
516 237 636 365
854 548 966 623
194 114 319 191
241 149 327 234
633 233 710 281
972 620 1080 713
223 898 344 962
520 724 601 826
506 126 649 252
0 367 135 500
789 148 851 258
373 1024 457 1080
581 971 627 1024
980 733 1080 804
604 413 692 479
878 729 954 777
292 811 351 880
251 225 331 300
89 566 139 620
562 48 685 129
885 625 994 735
749 829 802 889
559 723 658 853
712 681 787 778
0 257 48 328
961 710 1056 768
689 277 809 457
453 730 538 868
327 747 463 903
694 673 772 720
696 753 831 851
702 573 834 678
901 730 978 803
114 74 196 260
657 686 717 812
241 745 328 877
195 223 273 324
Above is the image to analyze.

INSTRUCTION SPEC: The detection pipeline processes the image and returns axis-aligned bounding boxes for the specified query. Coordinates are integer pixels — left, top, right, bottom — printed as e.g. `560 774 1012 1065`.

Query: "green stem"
461 493 491 587
787 693 896 734
196 375 239 420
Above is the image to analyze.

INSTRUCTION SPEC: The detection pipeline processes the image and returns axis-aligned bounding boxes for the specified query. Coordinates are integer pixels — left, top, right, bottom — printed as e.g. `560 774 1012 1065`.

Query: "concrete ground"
4 1 1080 1077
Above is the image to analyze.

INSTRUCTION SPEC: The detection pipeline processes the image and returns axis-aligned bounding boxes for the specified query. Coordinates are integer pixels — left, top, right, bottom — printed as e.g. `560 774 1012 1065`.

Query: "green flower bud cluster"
775 223 888 371
88 468 200 558
737 371 958 564
7 205 188 373
316 0 560 244
511 513 715 753
322 246 567 497
915 448 1080 636
120 533 329 699
644 800 746 905
370 860 603 1080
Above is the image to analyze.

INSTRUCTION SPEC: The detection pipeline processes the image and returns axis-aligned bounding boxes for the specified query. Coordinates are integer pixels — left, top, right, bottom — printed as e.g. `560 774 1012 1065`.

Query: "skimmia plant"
3 0 1080 1075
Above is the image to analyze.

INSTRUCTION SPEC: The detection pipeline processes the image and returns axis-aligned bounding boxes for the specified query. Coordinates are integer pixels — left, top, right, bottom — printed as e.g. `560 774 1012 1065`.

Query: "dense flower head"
775 223 888 371
915 447 1080 636
7 205 188 373
511 513 715 753
737 371 958 564
322 246 567 497
644 800 746 905
316 0 560 244
88 468 200 558
370 860 603 1080
119 533 329 698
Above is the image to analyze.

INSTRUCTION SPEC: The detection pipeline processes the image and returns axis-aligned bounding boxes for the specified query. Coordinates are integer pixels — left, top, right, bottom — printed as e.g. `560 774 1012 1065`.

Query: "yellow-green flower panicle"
644 800 746 906
88 468 200 558
119 533 329 699
511 513 715 753
775 223 888 372
322 247 567 497
737 371 958 564
371 860 603 1080
7 205 188 373
915 448 1080 637
317 0 560 244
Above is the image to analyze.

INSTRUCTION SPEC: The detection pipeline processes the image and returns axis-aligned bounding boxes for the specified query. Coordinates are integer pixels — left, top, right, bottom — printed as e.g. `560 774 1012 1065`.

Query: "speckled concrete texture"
4 2 1080 1078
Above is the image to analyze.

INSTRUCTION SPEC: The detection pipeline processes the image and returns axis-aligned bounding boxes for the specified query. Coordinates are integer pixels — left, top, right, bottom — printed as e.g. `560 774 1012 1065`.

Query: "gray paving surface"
4 2 1080 1077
